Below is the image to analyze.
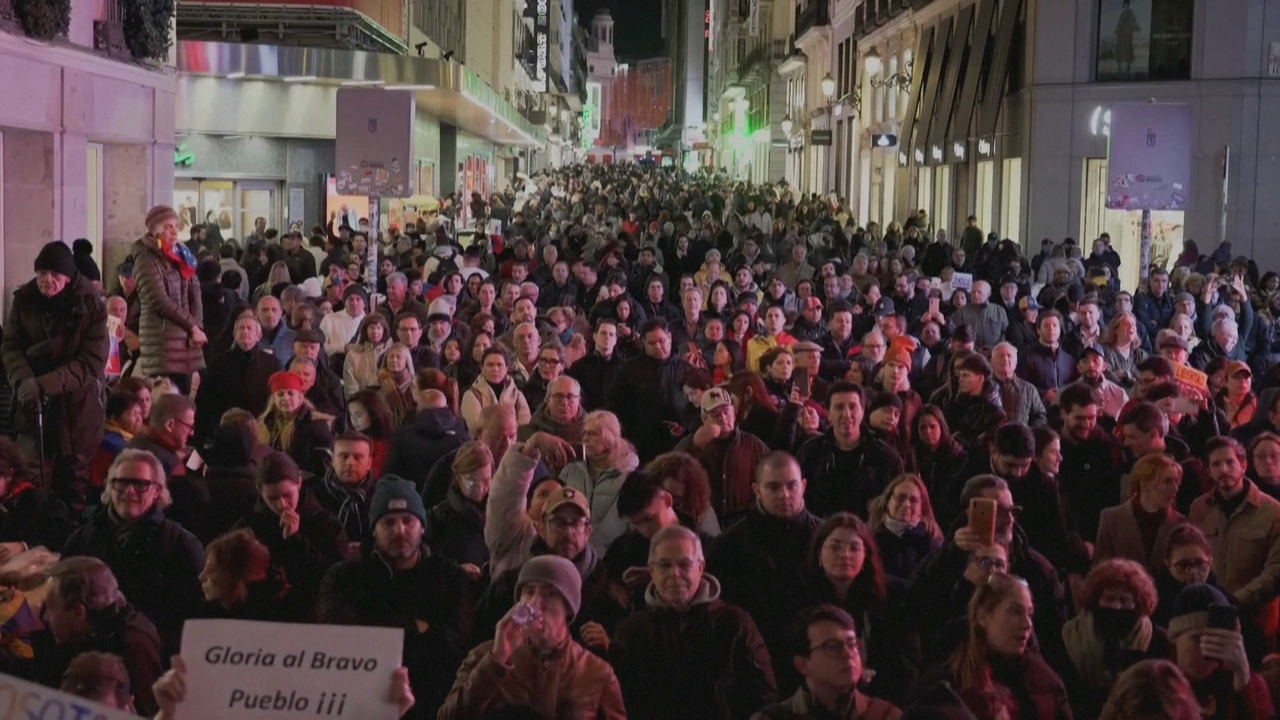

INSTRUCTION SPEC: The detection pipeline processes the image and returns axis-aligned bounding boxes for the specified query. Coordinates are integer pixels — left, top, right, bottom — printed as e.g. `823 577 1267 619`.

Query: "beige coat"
1094 500 1183 575
1190 482 1280 644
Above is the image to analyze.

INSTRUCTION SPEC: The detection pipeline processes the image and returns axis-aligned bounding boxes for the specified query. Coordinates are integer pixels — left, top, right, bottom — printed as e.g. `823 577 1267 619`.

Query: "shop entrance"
1081 157 1183 290
174 179 282 243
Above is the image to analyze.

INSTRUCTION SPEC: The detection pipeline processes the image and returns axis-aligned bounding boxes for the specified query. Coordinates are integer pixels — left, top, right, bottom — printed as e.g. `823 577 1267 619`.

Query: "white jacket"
460 377 531 433
558 453 640 556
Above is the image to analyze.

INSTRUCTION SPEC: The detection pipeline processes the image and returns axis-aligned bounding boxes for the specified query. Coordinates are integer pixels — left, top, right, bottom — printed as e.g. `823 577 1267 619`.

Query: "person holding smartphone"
1166 584 1271 714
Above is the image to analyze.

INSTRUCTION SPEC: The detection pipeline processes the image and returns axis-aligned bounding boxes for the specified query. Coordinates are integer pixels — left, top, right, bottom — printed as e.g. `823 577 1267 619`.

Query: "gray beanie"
515 555 582 622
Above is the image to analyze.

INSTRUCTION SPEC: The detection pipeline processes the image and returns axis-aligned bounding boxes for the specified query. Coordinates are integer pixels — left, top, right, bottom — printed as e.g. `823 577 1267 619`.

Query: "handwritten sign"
950 272 974 291
181 619 403 720
0 671 137 720
1174 363 1209 393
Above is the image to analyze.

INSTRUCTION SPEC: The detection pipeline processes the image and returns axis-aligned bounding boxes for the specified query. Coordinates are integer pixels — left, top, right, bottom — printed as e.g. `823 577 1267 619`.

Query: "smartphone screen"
794 368 812 398
929 297 940 316
968 497 998 546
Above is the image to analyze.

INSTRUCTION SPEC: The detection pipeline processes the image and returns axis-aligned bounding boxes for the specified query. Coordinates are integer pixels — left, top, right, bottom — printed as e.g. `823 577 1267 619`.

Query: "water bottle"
511 603 542 627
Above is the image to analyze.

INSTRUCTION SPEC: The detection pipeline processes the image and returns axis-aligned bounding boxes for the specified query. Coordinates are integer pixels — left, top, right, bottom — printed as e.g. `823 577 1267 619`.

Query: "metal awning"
176 40 545 146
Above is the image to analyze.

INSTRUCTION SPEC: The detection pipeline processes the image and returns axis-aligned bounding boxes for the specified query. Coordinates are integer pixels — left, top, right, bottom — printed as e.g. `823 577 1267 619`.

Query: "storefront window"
1096 0 1194 82
934 166 951 236
917 167 934 225
1001 158 1022 244
976 160 995 233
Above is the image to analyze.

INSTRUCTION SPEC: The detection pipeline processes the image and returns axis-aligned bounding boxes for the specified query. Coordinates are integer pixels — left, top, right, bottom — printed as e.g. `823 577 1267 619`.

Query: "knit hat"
72 246 101 282
515 555 582 622
145 205 178 232
958 353 993 378
1168 583 1231 637
368 476 427 526
428 296 455 318
268 371 305 395
343 284 369 305
34 241 77 278
868 391 903 414
884 347 913 370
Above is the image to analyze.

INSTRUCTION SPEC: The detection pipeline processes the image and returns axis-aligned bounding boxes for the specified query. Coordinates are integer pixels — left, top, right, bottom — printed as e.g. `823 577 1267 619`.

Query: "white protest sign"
0 671 137 720
181 619 403 720
950 272 974 291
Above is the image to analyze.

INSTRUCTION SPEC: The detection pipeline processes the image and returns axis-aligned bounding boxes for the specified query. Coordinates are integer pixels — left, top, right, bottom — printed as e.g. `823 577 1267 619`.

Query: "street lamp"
864 47 882 77
821 74 836 101
781 115 794 136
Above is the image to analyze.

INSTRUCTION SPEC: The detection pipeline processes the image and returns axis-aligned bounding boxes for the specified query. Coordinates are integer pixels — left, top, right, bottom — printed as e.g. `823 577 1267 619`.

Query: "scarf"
320 473 372 539
104 420 134 443
156 235 197 280
881 517 919 537
1061 609 1154 688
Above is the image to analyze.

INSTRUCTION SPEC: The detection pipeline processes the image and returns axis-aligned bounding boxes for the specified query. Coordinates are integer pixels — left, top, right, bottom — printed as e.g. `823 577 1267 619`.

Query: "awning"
176 40 545 147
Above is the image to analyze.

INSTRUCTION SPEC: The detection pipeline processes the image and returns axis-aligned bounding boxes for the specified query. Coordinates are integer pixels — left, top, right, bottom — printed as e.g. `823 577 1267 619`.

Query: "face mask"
1092 606 1139 639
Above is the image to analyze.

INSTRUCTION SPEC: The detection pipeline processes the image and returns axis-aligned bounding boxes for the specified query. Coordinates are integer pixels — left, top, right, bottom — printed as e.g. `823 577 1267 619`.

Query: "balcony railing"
795 0 830 40
93 0 129 60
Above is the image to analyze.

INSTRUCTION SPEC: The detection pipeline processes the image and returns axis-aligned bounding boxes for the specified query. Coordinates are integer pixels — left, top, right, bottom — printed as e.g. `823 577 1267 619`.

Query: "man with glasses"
393 312 439 372
907 474 1067 663
611 525 775 720
478 486 628 654
63 449 203 661
520 376 585 445
520 343 566 412
754 605 899 720
124 393 196 479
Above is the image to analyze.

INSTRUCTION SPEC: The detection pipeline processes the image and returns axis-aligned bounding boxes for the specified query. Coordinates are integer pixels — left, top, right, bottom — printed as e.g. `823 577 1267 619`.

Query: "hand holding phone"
794 368 812 399
968 497 998 546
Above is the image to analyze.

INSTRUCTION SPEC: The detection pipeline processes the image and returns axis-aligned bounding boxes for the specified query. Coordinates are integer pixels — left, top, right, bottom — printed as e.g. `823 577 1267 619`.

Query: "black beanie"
34 241 77 279
74 253 101 282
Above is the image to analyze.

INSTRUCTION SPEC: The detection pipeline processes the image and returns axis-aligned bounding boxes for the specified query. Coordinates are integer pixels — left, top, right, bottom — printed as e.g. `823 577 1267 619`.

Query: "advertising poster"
1106 102 1192 211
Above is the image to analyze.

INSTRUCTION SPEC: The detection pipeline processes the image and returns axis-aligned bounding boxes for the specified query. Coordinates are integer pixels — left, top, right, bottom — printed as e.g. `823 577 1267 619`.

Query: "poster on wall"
334 89 414 198
1106 102 1191 211
201 183 235 234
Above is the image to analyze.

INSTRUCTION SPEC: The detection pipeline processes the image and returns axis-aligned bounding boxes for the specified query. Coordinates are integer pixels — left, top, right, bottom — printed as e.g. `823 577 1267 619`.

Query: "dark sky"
576 0 665 61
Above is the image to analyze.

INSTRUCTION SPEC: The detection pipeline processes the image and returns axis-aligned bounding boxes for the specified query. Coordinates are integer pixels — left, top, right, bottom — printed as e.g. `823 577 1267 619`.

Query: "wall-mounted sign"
898 150 909 167
533 0 550 92
915 148 925 164
175 144 195 167
872 134 898 148
931 145 944 163
334 89 414 198
1089 106 1113 137
1106 102 1192 211
952 141 966 161
811 129 833 146
585 81 602 141
978 137 993 157
749 0 759 37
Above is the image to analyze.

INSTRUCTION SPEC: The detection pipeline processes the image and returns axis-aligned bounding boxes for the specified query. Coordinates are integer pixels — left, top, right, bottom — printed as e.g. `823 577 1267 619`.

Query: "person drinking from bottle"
439 554 626 719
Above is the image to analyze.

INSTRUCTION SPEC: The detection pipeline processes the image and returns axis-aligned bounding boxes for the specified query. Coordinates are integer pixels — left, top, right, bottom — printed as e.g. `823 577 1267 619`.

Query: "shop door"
238 181 279 240
1081 157 1183 290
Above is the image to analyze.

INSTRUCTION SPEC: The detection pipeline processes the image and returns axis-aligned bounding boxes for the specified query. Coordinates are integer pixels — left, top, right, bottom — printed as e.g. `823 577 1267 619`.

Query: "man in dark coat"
62 448 204 660
611 525 776 720
385 390 469 501
796 381 904 518
607 318 692 462
194 315 280 443
567 318 626 412
1 240 108 498
318 478 473 720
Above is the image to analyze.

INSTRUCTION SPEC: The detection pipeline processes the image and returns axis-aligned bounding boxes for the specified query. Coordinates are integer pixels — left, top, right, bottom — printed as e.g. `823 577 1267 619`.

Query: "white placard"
180 619 404 720
0 671 137 720
950 272 973 291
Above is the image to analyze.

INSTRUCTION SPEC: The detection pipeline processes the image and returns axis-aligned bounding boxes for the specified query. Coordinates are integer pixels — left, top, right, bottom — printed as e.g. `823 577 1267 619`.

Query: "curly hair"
645 451 712 522
1081 559 1159 617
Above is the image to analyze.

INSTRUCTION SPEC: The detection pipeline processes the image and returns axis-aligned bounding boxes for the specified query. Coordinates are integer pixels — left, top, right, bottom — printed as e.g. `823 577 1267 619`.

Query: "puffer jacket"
559 454 640 555
995 376 1048 427
753 687 900 720
460 376 531 434
342 340 389 398
0 271 107 481
942 383 1006 451
439 637 626 720
612 575 776 720
132 235 203 376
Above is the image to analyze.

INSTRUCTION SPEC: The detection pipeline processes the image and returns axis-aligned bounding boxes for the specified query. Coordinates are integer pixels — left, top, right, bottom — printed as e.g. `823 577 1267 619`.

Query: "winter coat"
753 687 900 720
132 236 204 376
950 303 1009 350
911 441 969 499
1190 480 1280 649
15 604 162 716
319 546 474 719
518 403 585 444
424 484 489 567
1019 343 1078 397
194 345 280 443
559 457 639 555
1094 498 1182 578
995 376 1049 427
460 376 531 434
567 350 625 412
797 431 906 518
918 652 1072 720
484 448 552 577
1 271 108 479
876 524 942 581
942 383 1006 452
312 472 375 542
607 353 692 461
386 408 469 500
233 491 348 621
439 637 626 720
1059 429 1124 542
611 575 777 720
268 406 334 480
342 341 389 398
62 504 205 659
677 430 772 524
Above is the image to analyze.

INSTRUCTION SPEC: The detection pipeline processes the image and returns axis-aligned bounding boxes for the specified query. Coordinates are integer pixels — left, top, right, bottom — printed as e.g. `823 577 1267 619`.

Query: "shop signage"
915 148 925 164
533 0 549 92
931 145 944 163
334 89 414 198
952 141 966 161
1106 102 1192 211
749 0 759 37
898 150 909 167
811 129 833 146
978 137 993 157
174 144 195 168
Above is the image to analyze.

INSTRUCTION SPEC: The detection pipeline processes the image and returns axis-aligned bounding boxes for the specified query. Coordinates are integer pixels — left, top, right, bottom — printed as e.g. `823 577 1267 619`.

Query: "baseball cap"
1227 360 1252 378
1018 296 1041 311
873 298 897 318
801 296 823 311
700 387 735 414
542 486 590 518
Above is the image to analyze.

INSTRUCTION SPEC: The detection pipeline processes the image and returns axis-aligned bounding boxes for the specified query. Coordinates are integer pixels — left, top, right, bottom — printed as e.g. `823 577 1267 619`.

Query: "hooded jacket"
131 235 204 376
611 574 777 720
385 408 469 499
0 271 108 480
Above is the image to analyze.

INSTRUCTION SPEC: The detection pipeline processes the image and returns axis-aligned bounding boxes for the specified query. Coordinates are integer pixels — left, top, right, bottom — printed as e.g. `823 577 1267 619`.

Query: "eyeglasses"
996 504 1023 518
974 556 1010 573
539 357 563 366
1173 558 1210 573
809 637 861 658
548 392 581 402
547 516 589 533
112 477 158 494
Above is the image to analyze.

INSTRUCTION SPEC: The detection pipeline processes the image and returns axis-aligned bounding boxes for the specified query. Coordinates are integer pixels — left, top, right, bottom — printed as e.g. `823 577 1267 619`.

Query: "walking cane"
33 393 47 493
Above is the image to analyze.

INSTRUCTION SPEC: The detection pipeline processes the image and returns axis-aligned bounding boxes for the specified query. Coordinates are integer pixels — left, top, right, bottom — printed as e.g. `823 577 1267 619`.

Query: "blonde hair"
1129 453 1182 499
451 440 493 480
257 394 316 453
383 343 414 374
1102 311 1142 351
584 410 635 470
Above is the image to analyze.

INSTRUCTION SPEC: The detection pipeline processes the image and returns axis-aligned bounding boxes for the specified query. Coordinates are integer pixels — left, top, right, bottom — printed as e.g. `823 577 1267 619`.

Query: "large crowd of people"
0 161 1276 719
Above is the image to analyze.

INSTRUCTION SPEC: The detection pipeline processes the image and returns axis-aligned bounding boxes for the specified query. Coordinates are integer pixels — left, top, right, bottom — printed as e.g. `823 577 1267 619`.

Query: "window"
1096 0 1193 82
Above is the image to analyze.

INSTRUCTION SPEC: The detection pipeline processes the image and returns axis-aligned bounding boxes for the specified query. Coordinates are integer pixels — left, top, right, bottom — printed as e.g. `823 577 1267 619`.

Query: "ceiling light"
341 79 385 87
383 84 435 90
225 72 246 79
282 75 317 83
